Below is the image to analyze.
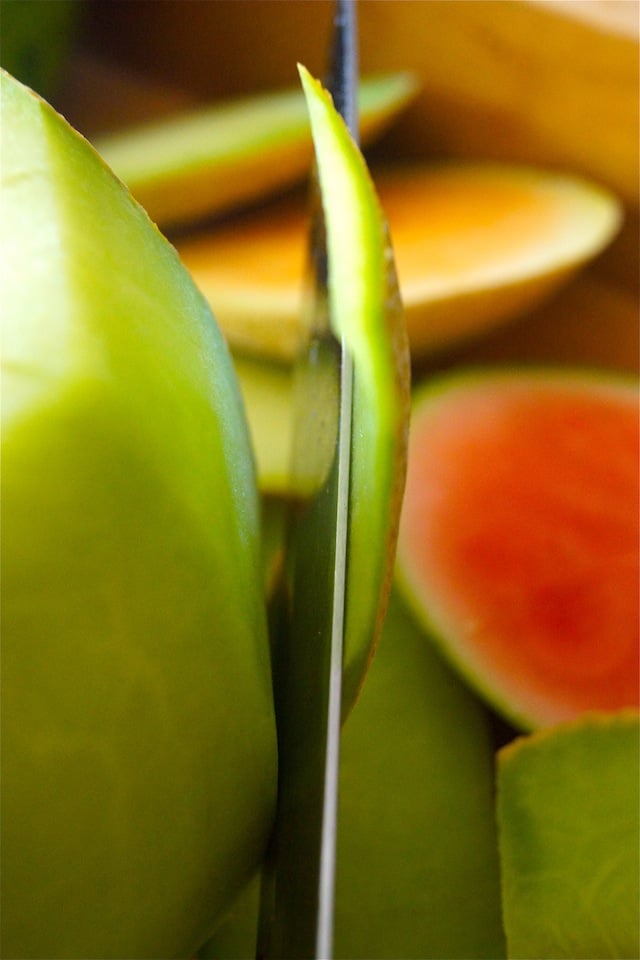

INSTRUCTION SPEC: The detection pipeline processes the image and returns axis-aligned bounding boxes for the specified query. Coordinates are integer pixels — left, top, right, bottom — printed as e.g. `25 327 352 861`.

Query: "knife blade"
256 3 358 958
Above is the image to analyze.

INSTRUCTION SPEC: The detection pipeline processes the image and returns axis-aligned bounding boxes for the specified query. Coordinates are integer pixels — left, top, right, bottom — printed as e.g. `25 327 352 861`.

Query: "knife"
256 3 358 958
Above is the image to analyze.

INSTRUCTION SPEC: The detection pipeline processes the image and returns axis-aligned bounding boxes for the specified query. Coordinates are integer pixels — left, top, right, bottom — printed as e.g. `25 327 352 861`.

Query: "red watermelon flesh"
396 369 639 730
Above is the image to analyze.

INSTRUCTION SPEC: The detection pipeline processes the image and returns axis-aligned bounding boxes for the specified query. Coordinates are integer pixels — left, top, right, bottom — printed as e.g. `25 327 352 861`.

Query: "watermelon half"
395 368 639 730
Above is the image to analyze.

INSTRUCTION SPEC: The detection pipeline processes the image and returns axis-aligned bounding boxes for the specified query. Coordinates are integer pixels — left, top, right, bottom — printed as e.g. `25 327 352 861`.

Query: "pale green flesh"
498 711 640 959
299 66 411 713
1 70 276 959
96 71 417 228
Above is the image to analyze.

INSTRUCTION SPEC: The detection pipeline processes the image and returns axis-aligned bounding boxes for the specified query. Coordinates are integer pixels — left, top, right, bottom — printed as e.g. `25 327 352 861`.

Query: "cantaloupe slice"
96 72 417 229
497 710 639 959
177 163 621 362
395 368 639 730
101 0 638 206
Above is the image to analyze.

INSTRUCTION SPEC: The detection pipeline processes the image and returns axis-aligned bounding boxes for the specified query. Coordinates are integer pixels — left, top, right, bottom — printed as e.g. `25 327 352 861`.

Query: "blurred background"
3 0 638 375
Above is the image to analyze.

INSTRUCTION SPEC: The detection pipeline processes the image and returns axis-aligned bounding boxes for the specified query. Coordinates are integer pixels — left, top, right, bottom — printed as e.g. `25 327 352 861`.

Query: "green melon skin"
299 66 411 715
1 69 276 960
396 367 639 731
497 710 640 959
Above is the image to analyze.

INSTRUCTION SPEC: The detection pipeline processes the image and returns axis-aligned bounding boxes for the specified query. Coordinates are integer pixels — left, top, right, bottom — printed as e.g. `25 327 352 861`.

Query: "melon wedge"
296 66 411 712
497 710 640 959
1 68 276 959
395 368 639 730
177 163 621 362
96 72 417 229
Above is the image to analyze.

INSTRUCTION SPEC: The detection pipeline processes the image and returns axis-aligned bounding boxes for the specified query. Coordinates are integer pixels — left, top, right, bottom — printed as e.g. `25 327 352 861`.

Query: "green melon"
1 69 276 959
396 368 639 730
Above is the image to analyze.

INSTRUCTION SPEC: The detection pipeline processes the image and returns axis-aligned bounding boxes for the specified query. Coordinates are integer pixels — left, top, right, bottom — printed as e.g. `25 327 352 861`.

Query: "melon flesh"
177 163 621 363
396 369 639 730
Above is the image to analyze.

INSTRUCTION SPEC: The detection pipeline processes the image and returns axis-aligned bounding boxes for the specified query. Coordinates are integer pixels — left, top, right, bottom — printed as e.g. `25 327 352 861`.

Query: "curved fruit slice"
395 368 639 730
1 69 276 959
299 66 411 711
97 72 418 229
497 710 640 959
177 161 621 362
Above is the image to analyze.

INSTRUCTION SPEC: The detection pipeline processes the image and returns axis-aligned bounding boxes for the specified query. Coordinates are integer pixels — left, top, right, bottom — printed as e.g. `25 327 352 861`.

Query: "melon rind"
497 709 640 959
299 65 411 713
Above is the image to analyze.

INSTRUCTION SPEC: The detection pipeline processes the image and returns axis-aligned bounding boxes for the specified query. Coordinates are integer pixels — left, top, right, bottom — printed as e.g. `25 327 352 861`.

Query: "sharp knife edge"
314 3 358 955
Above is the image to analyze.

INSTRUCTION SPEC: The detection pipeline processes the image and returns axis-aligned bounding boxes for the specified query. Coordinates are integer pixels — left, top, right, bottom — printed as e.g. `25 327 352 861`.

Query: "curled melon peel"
298 65 411 712
497 710 640 959
96 71 418 230
395 367 639 731
1 69 276 959
178 162 621 363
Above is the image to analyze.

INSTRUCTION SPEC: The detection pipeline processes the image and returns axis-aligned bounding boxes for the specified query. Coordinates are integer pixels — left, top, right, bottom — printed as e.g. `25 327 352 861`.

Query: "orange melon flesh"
396 370 639 730
177 163 621 362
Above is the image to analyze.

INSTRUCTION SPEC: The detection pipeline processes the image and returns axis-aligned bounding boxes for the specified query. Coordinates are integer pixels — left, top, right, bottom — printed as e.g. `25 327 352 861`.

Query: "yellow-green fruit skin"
1 71 277 959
